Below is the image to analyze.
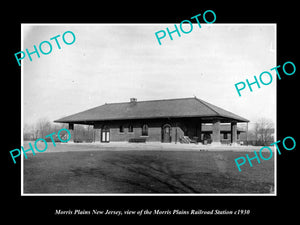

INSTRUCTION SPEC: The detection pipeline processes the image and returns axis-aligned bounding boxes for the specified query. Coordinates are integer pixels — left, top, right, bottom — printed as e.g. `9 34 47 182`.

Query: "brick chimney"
130 98 137 103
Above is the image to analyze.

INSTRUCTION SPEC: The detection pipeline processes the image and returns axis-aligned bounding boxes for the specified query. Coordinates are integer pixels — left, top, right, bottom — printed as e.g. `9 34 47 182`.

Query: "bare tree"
36 117 52 138
253 118 274 145
23 122 39 140
25 118 94 142
24 123 33 140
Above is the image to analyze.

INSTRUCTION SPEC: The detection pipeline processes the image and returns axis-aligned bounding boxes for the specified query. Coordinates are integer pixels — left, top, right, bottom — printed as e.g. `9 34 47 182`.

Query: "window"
119 125 124 133
128 125 133 133
224 133 228 139
141 124 148 136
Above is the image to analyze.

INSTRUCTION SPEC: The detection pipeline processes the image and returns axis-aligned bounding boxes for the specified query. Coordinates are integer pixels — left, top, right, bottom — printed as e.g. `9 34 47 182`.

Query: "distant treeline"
23 118 94 142
24 117 275 146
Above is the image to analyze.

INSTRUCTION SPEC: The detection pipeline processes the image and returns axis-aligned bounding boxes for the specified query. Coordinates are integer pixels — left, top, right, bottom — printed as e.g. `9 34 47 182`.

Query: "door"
162 124 172 143
101 126 110 142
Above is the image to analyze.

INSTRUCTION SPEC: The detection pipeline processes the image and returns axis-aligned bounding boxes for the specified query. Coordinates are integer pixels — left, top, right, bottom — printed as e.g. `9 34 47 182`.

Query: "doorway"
162 124 172 143
101 126 110 142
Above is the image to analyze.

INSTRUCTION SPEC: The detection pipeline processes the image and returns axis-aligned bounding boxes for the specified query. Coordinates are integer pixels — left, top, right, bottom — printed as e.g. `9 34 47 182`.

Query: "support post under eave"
246 122 249 146
231 121 238 145
212 120 221 145
198 120 202 143
68 123 74 143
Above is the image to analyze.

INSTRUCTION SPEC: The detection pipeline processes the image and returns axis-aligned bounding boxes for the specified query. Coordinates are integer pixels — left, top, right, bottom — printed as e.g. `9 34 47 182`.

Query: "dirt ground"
23 142 275 194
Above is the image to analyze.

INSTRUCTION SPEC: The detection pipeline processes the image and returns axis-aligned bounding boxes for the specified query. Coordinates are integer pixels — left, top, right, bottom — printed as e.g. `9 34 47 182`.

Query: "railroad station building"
54 97 249 145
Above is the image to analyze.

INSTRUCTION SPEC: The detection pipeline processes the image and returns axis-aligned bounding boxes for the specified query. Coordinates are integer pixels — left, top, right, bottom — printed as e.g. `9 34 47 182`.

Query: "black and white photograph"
4 3 298 221
21 24 276 195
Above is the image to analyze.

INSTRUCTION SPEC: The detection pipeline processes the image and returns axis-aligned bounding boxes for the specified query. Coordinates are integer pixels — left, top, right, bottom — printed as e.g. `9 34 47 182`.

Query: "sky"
22 24 276 128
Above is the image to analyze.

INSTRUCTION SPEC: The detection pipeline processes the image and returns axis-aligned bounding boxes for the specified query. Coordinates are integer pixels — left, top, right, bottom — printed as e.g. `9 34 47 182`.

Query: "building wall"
92 118 241 143
93 118 198 143
94 119 173 142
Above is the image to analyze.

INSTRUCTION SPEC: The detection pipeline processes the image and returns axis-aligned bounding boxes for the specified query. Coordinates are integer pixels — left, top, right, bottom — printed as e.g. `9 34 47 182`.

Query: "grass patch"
23 150 274 194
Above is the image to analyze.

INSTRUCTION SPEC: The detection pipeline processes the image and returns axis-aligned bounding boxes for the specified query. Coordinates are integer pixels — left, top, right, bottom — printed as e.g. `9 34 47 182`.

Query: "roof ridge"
55 97 249 123
194 97 221 116
55 97 196 121
104 97 196 105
